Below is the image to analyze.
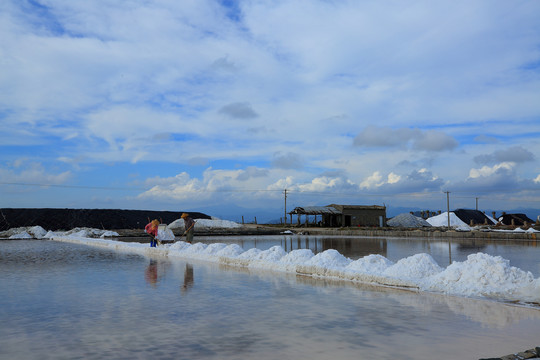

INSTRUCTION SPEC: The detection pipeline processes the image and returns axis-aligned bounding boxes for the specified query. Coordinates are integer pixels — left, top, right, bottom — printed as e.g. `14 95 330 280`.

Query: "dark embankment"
0 208 211 231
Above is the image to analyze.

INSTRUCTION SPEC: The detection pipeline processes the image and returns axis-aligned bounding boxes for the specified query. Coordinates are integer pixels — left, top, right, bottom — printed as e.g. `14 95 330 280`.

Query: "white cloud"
360 171 384 189
469 162 515 179
387 172 401 184
0 160 72 185
2 0 540 215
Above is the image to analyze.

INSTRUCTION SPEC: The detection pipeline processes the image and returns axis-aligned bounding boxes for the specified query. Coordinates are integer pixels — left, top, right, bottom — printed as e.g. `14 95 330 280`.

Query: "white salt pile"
51 235 540 305
426 212 471 231
4 226 120 239
168 218 242 230
2 218 244 240
7 225 48 239
157 225 175 241
387 213 432 227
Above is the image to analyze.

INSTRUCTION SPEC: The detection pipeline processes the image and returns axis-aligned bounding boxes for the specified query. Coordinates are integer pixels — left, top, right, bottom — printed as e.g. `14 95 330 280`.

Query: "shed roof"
289 206 341 215
453 209 495 225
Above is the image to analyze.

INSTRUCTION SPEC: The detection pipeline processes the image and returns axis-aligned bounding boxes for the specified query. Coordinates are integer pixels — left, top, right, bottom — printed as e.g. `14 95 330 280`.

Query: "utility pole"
283 189 287 226
475 197 478 211
445 191 450 230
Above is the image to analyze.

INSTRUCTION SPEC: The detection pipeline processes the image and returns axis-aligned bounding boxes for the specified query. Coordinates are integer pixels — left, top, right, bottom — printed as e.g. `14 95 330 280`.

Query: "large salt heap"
387 213 432 227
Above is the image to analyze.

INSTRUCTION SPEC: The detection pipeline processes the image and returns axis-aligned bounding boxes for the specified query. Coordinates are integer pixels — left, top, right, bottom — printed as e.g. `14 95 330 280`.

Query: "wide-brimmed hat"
181 213 189 218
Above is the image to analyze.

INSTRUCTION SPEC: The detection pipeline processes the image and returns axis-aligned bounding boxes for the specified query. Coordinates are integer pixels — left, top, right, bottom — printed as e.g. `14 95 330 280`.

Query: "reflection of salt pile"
387 213 431 227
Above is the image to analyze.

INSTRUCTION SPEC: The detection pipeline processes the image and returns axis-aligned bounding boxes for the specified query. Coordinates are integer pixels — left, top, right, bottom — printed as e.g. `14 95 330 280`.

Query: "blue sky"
1 0 540 222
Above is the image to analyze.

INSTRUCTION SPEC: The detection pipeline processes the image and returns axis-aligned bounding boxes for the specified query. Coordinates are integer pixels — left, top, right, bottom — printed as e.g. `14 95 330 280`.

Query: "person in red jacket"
145 219 159 247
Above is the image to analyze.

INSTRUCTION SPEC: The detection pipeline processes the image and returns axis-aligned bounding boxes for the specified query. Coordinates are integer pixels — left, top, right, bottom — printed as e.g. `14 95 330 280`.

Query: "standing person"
181 213 195 243
145 219 160 247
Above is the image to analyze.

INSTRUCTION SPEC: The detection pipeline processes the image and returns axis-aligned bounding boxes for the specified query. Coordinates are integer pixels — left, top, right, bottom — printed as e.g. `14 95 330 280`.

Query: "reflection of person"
181 263 194 294
145 259 158 287
181 213 195 243
145 219 160 247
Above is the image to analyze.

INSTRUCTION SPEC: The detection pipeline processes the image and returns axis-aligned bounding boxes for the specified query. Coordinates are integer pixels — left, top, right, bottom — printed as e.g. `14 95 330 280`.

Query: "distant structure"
453 209 495 226
497 213 534 226
289 204 386 227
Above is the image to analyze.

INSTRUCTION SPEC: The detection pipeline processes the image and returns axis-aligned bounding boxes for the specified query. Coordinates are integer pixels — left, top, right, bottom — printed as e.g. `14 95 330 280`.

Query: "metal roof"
289 206 341 215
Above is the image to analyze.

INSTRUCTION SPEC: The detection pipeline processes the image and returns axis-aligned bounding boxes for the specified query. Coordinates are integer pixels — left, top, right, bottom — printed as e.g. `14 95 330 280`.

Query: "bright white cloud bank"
1 0 540 219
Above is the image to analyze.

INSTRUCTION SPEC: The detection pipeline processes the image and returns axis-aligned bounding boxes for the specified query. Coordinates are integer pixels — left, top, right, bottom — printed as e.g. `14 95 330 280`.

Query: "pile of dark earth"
0 208 211 232
480 346 540 360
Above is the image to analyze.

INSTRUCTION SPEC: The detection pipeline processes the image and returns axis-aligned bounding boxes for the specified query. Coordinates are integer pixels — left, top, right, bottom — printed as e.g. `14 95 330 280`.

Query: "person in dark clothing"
181 213 195 243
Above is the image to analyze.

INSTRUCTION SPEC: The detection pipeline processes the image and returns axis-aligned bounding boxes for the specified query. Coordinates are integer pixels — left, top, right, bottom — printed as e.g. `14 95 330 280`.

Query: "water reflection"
144 258 170 288
2 240 540 360
182 263 194 294
144 259 159 287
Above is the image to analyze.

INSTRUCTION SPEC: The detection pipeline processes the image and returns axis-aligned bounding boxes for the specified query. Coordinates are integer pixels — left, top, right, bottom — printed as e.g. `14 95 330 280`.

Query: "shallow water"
1 239 539 360
128 235 540 276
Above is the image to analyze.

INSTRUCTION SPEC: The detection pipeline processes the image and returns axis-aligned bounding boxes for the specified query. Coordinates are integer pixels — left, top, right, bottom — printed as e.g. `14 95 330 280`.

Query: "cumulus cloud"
139 167 277 205
469 162 515 179
359 168 443 193
295 176 357 193
0 160 72 185
474 146 535 165
452 163 520 192
353 126 458 152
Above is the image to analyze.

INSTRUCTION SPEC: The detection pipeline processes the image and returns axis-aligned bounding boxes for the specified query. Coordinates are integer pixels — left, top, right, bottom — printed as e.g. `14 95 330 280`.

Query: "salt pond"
1 237 539 359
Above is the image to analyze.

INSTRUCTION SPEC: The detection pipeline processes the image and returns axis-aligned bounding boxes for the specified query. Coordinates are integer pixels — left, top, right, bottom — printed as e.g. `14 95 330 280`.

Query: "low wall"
302 227 539 240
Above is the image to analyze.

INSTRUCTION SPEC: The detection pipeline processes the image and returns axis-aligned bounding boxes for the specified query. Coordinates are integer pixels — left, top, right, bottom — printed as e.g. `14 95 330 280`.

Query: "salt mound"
28 226 47 239
156 227 175 241
9 231 33 239
306 249 352 268
347 254 394 274
168 218 242 230
387 213 431 227
384 253 443 280
426 212 470 230
425 253 536 298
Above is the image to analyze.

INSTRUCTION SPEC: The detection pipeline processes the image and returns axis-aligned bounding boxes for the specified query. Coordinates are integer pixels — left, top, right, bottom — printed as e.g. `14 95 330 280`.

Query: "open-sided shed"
289 204 386 227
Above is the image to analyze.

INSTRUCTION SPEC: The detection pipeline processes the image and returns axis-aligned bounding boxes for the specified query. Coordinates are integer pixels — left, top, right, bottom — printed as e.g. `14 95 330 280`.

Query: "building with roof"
289 204 386 227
